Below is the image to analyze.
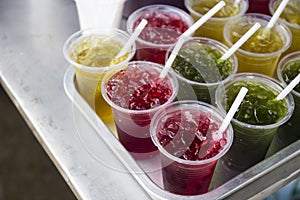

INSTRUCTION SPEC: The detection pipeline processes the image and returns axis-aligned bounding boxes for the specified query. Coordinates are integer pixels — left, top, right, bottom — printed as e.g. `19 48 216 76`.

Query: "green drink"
166 37 238 104
184 0 248 42
223 13 292 76
266 51 300 157
215 73 294 173
269 0 300 56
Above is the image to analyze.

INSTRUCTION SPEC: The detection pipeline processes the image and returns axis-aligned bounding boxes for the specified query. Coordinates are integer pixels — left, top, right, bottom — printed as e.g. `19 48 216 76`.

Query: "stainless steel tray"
63 66 300 200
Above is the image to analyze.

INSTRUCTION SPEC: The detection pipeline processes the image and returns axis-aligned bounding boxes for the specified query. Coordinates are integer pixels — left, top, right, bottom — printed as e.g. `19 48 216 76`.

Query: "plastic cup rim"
101 60 179 115
63 28 136 73
215 72 295 130
150 100 234 166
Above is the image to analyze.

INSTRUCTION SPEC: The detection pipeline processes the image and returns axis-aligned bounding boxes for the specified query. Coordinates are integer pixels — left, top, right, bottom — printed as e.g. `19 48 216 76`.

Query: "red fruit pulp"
105 65 174 156
132 9 190 64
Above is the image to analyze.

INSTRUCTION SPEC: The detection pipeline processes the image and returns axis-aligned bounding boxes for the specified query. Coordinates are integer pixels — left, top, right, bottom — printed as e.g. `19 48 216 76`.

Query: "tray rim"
63 66 300 200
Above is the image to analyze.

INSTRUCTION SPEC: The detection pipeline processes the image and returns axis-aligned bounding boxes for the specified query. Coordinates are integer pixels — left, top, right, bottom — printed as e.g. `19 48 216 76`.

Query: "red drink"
151 101 233 195
102 61 178 159
127 5 194 64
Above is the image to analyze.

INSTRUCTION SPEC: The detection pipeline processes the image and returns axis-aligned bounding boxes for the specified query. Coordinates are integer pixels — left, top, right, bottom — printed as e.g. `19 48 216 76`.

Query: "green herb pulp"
225 80 288 125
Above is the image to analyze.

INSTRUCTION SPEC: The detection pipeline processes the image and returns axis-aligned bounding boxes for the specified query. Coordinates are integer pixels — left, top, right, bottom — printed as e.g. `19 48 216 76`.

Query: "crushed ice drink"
127 5 194 64
267 52 300 156
184 0 248 42
269 0 300 56
102 61 178 158
223 13 291 76
63 28 135 126
215 73 294 172
167 37 237 104
151 101 233 195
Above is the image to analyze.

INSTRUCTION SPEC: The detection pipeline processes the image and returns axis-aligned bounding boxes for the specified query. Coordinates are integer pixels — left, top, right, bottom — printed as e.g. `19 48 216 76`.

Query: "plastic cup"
101 61 178 159
150 100 234 195
184 0 249 42
223 13 292 76
63 28 136 125
215 72 294 172
75 0 126 29
266 51 300 157
269 0 300 57
126 4 194 64
166 37 238 104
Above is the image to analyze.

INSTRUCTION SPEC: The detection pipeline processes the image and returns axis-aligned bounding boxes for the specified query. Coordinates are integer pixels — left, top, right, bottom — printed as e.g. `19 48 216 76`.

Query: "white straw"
234 0 242 7
181 1 226 38
116 19 148 58
159 37 185 79
276 73 300 100
267 0 289 29
218 87 248 135
220 23 261 60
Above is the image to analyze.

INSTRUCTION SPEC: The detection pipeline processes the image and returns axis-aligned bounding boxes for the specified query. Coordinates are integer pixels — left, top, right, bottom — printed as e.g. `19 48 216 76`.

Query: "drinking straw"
159 1 226 79
220 23 261 60
159 37 185 79
116 19 148 58
217 87 248 137
267 0 289 29
276 73 300 100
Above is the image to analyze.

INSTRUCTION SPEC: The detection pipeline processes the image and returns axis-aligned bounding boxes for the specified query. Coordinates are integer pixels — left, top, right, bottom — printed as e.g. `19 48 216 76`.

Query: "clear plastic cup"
101 61 178 159
165 37 238 104
150 100 234 195
126 4 194 64
223 13 292 76
215 72 294 173
266 51 300 157
269 0 300 57
63 28 136 125
184 0 249 42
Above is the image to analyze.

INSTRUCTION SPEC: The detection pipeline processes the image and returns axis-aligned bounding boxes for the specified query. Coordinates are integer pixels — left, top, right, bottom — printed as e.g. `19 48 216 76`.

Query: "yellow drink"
270 0 300 56
224 13 292 76
184 0 248 42
63 28 135 128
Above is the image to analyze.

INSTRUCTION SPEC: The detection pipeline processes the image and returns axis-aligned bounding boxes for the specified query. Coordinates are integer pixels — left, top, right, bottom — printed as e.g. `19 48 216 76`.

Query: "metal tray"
63 66 300 200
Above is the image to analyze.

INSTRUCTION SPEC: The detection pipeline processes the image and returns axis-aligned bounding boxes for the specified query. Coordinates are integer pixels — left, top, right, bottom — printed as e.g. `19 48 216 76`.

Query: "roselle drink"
184 0 248 42
150 101 233 195
126 4 194 64
269 0 300 56
267 52 300 157
167 37 237 104
101 61 178 159
224 13 291 76
63 28 135 126
215 73 294 173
